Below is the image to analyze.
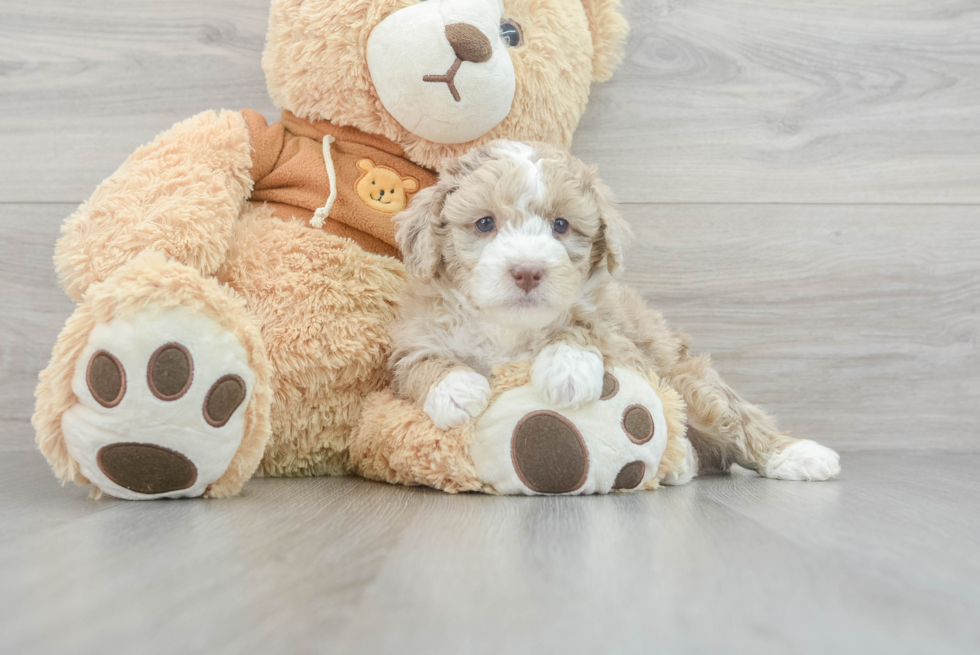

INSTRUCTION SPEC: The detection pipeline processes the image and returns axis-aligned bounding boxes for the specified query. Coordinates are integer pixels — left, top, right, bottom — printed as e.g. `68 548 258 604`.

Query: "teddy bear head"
263 0 629 169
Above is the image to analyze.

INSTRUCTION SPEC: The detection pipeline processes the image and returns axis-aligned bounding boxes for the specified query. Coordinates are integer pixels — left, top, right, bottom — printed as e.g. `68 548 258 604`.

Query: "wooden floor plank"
2 451 978 654
577 0 980 203
0 0 277 204
618 203 980 452
0 204 75 450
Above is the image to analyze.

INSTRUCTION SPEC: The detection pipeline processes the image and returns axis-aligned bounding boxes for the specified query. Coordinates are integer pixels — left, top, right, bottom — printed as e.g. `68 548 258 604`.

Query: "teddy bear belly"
471 368 669 495
248 200 401 259
219 206 407 477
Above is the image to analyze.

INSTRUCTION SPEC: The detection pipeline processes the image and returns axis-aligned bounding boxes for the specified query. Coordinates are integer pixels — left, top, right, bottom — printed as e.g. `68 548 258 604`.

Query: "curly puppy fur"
389 142 841 480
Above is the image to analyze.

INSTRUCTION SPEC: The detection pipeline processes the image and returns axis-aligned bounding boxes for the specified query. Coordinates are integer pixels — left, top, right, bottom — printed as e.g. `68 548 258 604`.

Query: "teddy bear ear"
357 158 375 173
580 0 630 82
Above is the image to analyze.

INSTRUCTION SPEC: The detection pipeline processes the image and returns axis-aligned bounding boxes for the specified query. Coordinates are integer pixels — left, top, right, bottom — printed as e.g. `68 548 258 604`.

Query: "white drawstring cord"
311 134 337 228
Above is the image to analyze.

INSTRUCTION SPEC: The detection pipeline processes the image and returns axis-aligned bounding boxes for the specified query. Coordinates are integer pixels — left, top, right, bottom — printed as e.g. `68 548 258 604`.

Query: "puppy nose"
510 265 544 293
445 23 493 63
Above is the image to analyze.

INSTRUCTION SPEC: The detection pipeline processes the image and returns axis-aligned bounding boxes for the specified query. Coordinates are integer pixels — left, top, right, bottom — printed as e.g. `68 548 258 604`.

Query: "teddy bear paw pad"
473 367 669 495
511 411 589 494
61 307 255 500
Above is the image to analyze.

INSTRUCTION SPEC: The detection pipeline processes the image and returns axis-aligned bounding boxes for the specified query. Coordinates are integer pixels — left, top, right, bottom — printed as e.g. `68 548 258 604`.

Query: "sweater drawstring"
311 135 337 229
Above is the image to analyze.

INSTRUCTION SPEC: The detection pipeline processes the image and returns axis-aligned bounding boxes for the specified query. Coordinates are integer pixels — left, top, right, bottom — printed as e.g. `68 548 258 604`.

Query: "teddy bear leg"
215 208 408 478
34 251 273 499
349 389 486 493
471 367 680 495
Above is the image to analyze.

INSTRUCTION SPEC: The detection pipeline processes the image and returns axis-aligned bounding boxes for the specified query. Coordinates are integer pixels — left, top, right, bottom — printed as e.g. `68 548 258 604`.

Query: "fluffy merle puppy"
389 141 840 482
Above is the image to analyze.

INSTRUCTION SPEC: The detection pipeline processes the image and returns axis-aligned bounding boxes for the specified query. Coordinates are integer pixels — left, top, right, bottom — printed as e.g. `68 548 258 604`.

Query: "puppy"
390 141 840 482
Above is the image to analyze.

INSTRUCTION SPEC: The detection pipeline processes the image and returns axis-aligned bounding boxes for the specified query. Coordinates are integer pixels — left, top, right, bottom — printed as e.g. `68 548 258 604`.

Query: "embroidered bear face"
355 159 419 213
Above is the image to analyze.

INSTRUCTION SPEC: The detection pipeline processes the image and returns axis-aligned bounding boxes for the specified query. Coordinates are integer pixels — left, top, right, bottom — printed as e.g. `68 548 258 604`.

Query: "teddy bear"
32 0 641 499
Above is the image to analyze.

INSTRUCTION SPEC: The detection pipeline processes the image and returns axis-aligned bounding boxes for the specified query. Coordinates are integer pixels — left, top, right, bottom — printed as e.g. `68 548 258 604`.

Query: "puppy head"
394 140 631 329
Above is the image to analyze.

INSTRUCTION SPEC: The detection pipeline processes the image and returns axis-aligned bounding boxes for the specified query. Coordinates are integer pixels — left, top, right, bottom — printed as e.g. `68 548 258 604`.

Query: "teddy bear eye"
500 20 522 48
476 216 496 233
552 218 569 234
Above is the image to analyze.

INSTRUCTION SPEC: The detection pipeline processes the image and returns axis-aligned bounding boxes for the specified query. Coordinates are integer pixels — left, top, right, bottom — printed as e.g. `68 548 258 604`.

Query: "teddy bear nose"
445 23 493 63
510 264 544 293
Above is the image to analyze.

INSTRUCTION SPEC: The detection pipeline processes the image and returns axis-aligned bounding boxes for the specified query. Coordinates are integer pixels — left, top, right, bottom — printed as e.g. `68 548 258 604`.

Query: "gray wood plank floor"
3 451 979 654
1 0 978 653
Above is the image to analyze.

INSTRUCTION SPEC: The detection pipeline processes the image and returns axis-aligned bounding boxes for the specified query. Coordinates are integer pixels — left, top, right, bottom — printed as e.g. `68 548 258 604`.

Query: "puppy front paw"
530 343 605 408
424 370 492 430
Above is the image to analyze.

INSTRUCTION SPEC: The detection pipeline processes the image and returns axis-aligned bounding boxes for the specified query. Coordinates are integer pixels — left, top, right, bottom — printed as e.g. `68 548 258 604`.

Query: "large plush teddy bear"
33 0 645 499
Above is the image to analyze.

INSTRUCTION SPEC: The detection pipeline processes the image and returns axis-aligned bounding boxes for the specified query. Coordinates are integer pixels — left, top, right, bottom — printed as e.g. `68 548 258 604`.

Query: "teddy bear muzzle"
367 0 515 144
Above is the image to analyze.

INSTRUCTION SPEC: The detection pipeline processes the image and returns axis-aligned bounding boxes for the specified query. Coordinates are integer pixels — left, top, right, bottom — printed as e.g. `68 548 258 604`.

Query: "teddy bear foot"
471 368 670 495
34 252 272 499
60 305 257 499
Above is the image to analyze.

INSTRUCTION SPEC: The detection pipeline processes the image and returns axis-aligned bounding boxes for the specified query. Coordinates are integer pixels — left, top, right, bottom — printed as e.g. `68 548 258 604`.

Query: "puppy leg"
392 357 490 430
667 354 840 481
658 433 698 486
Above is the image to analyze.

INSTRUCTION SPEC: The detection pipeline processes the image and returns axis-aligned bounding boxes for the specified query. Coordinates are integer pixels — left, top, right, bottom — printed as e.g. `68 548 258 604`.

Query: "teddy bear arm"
349 390 485 494
56 110 255 302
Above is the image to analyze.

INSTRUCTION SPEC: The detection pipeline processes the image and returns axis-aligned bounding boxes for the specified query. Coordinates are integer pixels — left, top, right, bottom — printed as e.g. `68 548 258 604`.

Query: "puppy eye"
500 20 523 48
476 216 496 233
552 218 569 234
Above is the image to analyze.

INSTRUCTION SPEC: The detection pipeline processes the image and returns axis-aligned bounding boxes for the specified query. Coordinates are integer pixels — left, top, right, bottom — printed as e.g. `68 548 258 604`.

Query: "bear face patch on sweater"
355 159 420 214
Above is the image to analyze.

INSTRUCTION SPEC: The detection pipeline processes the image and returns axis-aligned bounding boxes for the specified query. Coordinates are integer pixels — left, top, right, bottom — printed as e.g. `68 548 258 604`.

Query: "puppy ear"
580 0 630 82
591 175 632 275
394 182 449 280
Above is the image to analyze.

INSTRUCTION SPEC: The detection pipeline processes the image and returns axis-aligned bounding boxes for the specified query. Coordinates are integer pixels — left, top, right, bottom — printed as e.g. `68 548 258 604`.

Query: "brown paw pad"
622 404 655 444
97 443 198 494
511 410 589 494
613 460 646 490
147 343 193 401
203 374 247 428
87 351 126 408
600 372 619 400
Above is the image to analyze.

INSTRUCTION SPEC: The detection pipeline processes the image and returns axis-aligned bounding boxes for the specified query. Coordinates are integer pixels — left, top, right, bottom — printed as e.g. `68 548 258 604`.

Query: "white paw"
62 307 255 500
471 367 670 495
762 440 841 481
530 343 605 408
424 370 491 430
661 436 698 486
